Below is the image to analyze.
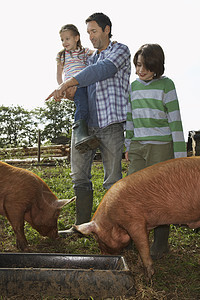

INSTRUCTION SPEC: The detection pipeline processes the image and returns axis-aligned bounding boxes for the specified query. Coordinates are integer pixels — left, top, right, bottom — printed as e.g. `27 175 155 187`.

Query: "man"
53 13 131 235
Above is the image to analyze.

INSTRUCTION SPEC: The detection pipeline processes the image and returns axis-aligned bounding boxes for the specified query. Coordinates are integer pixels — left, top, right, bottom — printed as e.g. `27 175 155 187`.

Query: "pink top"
56 47 91 80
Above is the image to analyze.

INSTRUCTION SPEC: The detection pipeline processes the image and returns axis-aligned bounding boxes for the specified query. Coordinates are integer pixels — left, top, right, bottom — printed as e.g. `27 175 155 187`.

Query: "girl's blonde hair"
57 24 84 66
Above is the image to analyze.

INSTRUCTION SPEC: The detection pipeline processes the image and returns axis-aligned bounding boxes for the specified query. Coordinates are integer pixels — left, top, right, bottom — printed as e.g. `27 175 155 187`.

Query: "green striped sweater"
125 77 187 158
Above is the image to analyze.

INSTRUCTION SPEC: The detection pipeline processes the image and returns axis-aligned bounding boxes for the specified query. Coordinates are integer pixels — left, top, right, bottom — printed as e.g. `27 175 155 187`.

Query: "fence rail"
0 144 70 166
1 130 200 166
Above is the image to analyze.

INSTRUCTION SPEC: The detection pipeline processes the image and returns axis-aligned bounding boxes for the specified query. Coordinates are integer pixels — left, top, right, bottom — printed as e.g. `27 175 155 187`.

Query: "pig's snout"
37 225 58 239
98 240 122 255
46 228 59 239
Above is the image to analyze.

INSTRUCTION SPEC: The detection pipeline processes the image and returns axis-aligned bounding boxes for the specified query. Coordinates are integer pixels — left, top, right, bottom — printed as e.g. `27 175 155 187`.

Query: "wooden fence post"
37 130 41 163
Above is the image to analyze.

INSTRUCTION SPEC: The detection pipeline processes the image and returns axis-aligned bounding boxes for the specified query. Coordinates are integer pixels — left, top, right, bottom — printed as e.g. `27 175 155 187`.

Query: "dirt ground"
0 218 199 299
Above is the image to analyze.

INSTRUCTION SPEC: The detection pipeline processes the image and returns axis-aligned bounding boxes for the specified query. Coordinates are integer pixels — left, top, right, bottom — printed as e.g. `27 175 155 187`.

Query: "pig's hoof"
146 265 154 279
16 241 28 251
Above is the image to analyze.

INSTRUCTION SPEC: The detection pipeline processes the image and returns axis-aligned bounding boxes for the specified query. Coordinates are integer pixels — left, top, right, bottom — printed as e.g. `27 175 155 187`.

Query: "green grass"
0 161 200 299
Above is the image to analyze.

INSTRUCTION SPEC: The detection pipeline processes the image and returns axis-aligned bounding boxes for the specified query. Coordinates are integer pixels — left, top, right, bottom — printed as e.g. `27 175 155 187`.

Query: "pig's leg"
137 229 150 266
14 224 28 251
129 225 154 278
4 206 28 250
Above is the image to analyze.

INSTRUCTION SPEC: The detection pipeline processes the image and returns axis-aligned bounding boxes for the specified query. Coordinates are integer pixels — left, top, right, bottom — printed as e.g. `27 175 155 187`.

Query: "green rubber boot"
73 119 99 154
59 189 93 237
150 225 170 260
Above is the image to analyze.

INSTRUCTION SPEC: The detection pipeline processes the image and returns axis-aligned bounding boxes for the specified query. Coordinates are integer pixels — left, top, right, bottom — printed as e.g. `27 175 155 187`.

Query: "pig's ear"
55 196 76 208
74 221 99 235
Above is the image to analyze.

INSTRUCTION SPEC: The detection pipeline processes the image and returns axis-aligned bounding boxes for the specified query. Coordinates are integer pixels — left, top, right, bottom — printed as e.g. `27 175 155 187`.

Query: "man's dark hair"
86 13 112 38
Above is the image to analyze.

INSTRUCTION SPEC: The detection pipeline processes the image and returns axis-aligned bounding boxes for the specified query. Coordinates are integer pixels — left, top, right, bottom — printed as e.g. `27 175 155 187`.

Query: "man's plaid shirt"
87 42 131 128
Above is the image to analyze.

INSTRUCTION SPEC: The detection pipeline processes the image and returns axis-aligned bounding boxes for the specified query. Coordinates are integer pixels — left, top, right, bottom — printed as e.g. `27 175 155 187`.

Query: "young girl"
125 44 187 259
56 24 99 153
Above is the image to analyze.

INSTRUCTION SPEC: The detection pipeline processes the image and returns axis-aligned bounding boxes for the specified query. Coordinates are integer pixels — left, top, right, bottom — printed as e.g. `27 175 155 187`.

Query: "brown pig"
75 157 200 278
0 161 75 250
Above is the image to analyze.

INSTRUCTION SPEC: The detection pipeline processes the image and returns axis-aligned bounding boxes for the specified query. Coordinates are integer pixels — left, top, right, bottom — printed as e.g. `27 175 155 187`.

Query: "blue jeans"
70 123 124 190
74 87 88 122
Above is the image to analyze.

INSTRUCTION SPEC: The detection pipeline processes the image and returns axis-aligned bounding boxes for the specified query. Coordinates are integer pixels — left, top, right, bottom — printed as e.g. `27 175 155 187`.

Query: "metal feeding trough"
0 253 135 298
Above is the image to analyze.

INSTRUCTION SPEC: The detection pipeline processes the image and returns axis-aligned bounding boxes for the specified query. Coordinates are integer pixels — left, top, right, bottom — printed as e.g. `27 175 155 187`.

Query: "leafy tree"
0 100 75 148
36 99 75 141
0 105 38 147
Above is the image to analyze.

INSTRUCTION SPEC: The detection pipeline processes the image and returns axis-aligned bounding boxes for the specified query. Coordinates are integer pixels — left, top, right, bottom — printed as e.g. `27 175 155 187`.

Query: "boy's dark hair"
133 44 165 79
85 13 112 38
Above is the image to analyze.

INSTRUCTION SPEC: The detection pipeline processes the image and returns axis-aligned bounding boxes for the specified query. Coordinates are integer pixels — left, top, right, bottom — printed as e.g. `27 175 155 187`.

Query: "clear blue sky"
1 0 199 139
